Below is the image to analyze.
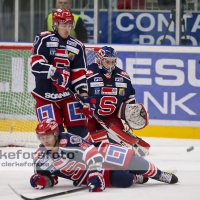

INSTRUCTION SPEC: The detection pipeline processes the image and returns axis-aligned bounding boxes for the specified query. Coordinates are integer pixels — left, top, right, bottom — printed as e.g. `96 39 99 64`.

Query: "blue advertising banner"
79 11 200 45
118 51 200 122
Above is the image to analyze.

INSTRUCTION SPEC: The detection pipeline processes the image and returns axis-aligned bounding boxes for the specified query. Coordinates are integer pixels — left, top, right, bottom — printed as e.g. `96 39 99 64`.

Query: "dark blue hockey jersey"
86 63 136 119
30 31 88 102
33 132 104 186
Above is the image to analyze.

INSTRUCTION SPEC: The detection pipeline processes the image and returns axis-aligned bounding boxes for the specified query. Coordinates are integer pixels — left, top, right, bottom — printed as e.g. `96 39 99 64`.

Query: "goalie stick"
8 184 88 200
67 88 149 157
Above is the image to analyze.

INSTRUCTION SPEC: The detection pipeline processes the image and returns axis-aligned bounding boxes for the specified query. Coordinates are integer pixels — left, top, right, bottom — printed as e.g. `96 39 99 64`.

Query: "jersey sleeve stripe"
83 145 104 165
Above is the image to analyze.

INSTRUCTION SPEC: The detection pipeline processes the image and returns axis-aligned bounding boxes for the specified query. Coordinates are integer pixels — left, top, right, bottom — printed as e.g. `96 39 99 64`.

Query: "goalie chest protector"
86 63 135 119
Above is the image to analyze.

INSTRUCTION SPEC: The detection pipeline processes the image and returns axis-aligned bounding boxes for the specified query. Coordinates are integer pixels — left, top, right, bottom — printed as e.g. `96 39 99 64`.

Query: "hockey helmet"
36 118 59 137
96 46 117 73
52 9 74 28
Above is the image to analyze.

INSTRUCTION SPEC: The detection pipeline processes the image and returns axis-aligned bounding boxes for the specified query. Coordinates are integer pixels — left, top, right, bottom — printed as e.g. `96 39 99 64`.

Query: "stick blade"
8 184 33 200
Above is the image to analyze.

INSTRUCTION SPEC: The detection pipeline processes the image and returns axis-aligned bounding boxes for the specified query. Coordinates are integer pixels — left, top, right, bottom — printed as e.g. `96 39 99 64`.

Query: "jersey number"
98 96 117 116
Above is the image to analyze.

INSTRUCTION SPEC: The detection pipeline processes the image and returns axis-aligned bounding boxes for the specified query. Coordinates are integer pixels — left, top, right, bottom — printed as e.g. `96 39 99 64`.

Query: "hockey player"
86 46 150 156
30 9 95 142
30 119 178 192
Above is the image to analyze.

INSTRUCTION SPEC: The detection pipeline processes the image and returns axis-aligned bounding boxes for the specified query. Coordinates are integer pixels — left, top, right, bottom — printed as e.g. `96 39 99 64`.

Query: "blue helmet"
96 46 117 74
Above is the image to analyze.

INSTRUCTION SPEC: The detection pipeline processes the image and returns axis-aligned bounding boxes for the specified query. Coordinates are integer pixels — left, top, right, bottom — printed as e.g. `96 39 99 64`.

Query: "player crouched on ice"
30 118 178 192
86 46 150 157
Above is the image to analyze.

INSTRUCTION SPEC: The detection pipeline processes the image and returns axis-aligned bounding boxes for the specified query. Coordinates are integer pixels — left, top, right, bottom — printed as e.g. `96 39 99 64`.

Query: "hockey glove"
52 68 70 92
78 96 96 119
30 173 58 190
87 171 105 192
87 162 105 192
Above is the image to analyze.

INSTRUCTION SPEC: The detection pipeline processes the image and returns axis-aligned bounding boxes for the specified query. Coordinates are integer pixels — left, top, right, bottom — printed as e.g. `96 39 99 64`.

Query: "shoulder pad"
120 70 130 78
73 38 84 47
70 37 84 47
86 70 94 76
39 31 52 36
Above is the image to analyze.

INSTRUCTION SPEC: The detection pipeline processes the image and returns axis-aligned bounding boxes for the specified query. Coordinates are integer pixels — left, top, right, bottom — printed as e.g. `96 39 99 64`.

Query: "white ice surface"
0 137 200 200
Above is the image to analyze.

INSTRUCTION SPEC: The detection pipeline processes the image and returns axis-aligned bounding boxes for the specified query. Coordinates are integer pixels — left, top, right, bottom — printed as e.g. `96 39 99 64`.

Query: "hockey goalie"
86 46 150 157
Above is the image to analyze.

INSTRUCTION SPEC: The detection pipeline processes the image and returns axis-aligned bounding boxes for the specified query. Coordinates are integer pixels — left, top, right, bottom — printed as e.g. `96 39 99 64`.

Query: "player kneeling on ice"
30 118 178 192
86 46 150 157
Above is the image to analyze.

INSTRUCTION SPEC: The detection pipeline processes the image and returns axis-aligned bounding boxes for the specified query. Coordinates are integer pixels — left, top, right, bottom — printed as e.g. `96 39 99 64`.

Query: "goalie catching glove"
118 102 149 130
51 68 70 92
30 173 58 189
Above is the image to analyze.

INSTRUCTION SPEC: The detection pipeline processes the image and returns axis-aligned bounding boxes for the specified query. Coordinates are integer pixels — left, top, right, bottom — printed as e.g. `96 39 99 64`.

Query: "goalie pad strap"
137 138 151 149
90 129 109 143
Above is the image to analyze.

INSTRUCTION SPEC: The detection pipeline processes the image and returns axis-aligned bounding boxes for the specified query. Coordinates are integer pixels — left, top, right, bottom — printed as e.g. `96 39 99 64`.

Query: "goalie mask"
52 9 74 30
36 118 59 137
96 46 117 76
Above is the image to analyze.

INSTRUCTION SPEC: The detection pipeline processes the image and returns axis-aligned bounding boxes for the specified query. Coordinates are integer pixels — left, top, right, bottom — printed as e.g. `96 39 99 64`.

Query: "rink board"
1 44 200 139
1 120 200 139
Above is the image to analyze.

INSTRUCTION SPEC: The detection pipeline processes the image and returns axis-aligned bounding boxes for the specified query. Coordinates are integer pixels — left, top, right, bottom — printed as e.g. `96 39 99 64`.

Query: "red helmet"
52 9 74 25
36 118 59 137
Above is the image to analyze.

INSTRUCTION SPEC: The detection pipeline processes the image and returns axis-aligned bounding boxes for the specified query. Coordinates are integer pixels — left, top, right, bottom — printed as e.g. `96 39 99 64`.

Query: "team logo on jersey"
94 88 100 95
101 87 117 95
50 48 56 55
66 45 79 54
119 88 125 96
120 71 130 78
67 40 77 47
115 82 127 88
59 139 68 147
115 77 123 82
68 52 75 61
94 77 103 82
46 42 59 47
90 82 104 87
70 136 82 144
86 70 94 76
50 37 59 42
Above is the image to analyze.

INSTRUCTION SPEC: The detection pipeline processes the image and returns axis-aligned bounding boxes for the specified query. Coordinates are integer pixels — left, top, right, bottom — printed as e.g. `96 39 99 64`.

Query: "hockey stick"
67 88 132 145
67 88 149 156
8 184 88 200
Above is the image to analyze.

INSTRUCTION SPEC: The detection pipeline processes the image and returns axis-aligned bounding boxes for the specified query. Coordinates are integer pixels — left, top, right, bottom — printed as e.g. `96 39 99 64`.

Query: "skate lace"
159 172 172 183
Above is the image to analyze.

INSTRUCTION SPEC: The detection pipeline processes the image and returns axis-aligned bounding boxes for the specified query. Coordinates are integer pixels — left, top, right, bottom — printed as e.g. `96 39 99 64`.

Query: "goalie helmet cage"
0 43 101 148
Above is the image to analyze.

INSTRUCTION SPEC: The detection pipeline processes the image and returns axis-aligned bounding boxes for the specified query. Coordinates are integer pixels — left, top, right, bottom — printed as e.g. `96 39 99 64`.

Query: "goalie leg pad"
108 123 139 146
108 124 150 157
90 129 109 143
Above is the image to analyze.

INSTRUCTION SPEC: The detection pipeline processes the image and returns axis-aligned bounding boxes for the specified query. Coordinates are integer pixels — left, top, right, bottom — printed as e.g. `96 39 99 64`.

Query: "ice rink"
0 137 200 200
